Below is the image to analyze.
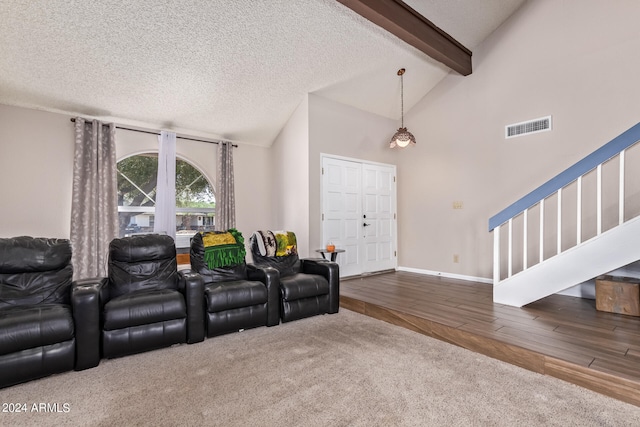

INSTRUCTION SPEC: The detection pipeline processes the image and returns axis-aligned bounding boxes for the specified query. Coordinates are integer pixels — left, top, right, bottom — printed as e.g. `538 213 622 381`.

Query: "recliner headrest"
109 234 176 263
0 236 72 274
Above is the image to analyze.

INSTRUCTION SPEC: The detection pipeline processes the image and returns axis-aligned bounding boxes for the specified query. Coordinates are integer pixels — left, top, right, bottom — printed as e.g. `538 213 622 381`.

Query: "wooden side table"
315 249 345 262
176 253 190 266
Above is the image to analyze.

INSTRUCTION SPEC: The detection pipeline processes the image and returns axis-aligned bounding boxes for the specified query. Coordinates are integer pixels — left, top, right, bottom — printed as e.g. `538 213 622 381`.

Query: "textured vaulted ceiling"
0 0 525 146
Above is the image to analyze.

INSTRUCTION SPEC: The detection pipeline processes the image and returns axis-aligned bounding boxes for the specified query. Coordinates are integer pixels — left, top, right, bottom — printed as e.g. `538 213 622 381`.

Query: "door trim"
320 153 397 276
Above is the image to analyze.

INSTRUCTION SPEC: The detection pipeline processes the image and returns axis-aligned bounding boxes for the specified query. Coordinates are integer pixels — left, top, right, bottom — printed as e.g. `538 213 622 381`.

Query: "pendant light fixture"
389 68 416 148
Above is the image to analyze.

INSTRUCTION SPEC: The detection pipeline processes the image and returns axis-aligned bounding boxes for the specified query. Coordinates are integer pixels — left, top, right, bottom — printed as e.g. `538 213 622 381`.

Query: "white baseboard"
396 267 599 300
397 266 493 285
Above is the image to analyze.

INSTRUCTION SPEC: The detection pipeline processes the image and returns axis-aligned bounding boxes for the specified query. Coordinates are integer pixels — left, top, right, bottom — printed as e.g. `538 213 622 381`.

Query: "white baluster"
577 176 582 245
557 188 562 254
539 199 545 263
597 164 602 235
493 226 501 284
508 218 513 278
619 150 625 225
523 209 528 270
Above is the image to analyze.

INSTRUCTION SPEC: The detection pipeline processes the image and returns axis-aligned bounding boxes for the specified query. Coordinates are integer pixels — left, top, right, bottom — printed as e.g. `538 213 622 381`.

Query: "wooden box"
595 275 640 316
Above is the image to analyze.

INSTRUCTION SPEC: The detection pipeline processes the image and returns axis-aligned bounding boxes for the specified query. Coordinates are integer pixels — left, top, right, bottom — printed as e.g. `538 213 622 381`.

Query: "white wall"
308 94 400 254
268 93 400 259
233 143 274 245
0 104 74 238
269 95 311 257
0 104 273 247
397 0 640 280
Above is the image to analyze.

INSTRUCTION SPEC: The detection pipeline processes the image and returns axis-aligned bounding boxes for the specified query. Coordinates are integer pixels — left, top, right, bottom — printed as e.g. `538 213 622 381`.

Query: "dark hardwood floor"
340 271 640 407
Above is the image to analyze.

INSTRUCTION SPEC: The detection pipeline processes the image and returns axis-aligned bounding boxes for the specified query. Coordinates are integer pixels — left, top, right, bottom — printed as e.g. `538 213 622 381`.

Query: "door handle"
363 223 371 227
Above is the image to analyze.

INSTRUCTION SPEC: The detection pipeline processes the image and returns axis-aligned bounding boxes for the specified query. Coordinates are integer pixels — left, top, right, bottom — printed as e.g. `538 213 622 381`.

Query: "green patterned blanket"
201 228 246 269
274 231 297 256
253 230 297 257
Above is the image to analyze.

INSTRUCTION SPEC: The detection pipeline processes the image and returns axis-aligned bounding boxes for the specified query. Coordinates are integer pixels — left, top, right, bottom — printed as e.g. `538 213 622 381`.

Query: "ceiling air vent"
505 116 552 139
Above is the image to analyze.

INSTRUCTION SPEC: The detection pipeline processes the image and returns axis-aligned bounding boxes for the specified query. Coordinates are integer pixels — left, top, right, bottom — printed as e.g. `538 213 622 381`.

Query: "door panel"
323 157 362 277
322 156 396 277
362 163 396 273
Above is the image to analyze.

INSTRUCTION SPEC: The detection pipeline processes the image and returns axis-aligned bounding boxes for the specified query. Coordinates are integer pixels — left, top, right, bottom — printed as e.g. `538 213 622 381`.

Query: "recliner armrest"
178 270 205 344
301 259 340 314
247 264 280 326
71 277 108 371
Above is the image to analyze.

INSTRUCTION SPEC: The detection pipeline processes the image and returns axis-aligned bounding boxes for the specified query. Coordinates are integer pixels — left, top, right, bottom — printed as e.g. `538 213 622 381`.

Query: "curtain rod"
69 118 238 147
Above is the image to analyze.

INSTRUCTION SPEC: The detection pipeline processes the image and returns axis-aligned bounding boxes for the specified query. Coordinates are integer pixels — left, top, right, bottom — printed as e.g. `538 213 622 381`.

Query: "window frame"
116 151 216 248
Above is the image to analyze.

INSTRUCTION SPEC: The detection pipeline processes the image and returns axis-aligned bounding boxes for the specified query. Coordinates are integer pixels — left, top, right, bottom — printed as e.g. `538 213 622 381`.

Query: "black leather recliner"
249 232 339 323
0 236 91 388
78 234 204 362
190 231 279 337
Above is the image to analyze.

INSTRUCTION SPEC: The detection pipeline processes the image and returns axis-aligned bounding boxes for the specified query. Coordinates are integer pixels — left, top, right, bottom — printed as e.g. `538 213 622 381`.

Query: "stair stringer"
494 214 640 307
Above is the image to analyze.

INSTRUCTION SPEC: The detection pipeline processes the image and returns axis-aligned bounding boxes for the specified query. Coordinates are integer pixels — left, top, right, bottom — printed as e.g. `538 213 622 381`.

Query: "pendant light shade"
389 68 416 149
390 127 416 148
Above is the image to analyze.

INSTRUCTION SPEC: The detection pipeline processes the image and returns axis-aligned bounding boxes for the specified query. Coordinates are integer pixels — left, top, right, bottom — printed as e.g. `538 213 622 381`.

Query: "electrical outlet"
453 201 463 209
453 254 459 263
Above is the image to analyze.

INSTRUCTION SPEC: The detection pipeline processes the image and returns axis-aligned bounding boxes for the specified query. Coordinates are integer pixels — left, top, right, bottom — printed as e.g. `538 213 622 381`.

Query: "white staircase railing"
489 123 640 307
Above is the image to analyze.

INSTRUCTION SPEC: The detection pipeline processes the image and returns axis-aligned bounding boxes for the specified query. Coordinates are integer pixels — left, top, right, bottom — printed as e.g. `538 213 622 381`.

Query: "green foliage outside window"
117 153 215 237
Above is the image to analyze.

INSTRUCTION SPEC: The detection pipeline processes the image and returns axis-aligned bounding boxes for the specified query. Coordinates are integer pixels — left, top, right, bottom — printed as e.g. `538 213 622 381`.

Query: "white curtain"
154 131 176 240
215 141 236 231
70 118 118 279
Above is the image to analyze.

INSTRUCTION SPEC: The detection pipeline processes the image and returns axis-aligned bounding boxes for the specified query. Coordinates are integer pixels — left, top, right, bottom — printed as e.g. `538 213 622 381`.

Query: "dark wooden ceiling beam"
336 0 472 76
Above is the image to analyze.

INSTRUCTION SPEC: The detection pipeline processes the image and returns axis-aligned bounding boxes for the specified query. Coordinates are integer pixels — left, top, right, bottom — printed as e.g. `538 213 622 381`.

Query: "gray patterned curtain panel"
215 141 236 231
70 118 118 280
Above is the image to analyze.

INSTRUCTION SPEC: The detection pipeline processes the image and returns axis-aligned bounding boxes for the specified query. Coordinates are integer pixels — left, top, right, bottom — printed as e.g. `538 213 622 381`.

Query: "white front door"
322 155 397 277
362 163 396 273
323 157 362 277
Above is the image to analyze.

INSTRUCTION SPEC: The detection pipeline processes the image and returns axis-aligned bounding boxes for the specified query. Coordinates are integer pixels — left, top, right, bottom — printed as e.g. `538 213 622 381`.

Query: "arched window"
117 153 215 248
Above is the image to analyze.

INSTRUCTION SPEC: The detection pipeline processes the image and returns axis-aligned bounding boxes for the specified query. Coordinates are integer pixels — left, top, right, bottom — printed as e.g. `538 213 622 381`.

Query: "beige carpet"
1 309 639 426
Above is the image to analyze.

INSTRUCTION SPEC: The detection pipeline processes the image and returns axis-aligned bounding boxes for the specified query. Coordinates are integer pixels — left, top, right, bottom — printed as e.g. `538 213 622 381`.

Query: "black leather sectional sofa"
249 234 340 323
0 237 88 388
0 233 339 389
189 232 281 337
